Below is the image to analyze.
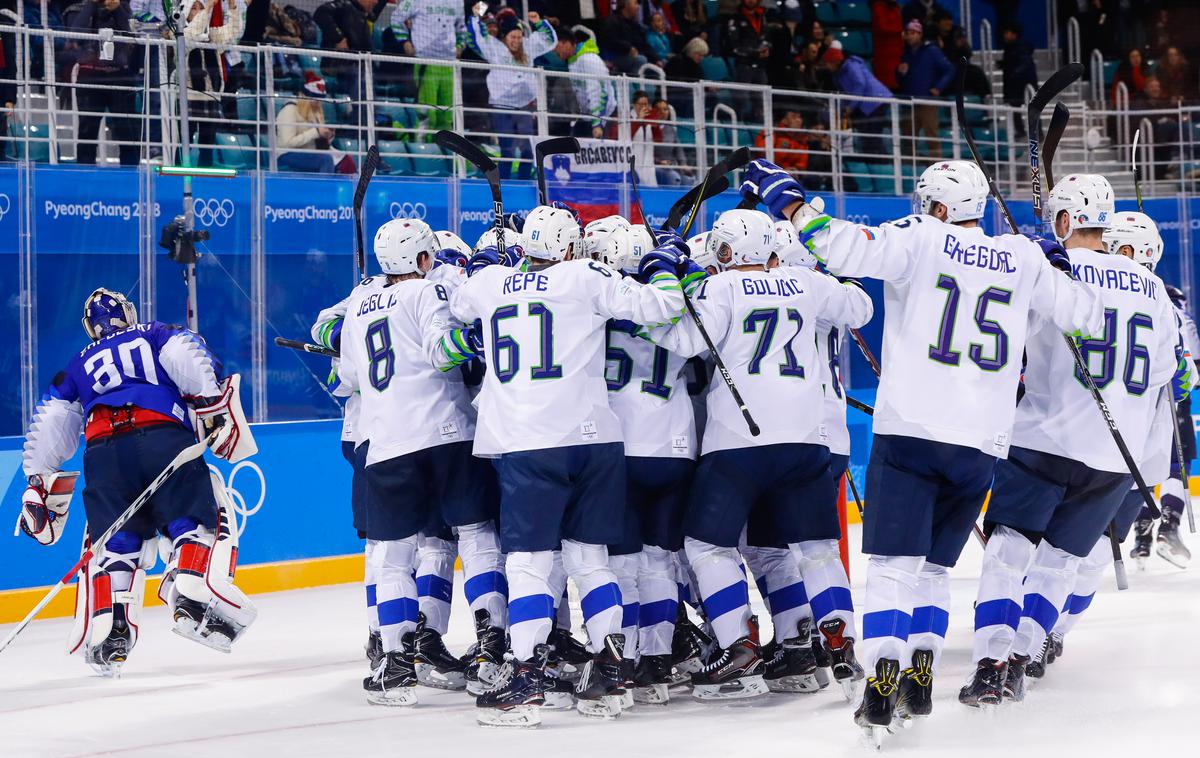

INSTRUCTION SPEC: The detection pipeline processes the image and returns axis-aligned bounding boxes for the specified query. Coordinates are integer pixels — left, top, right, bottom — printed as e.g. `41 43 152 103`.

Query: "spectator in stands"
390 1 465 136
1111 47 1149 106
466 7 557 179
1133 76 1180 178
646 1 681 36
796 38 833 91
277 73 354 174
646 12 674 62
754 108 811 178
263 2 305 78
603 0 658 74
651 96 690 186
901 0 945 27
629 89 657 185
824 44 893 158
896 18 952 158
64 0 141 166
721 0 771 123
803 120 833 191
664 35 705 118
871 0 904 91
1076 0 1118 62
184 0 246 164
314 0 384 123
553 27 617 139
1157 46 1195 105
672 0 709 41
1001 21 1037 138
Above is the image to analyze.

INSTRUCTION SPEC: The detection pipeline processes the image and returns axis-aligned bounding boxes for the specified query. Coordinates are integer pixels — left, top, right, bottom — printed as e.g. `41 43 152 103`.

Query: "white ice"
2 525 1197 758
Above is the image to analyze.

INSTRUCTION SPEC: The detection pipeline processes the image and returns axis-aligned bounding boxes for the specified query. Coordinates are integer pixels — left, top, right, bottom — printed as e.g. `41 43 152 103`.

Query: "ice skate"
1003 654 1030 702
574 634 626 718
895 649 933 723
854 658 901 749
85 606 133 678
465 610 506 696
542 658 576 710
171 597 241 653
811 623 832 690
364 643 418 707
549 624 592 680
1156 515 1191 568
819 617 865 700
1026 636 1052 679
958 658 1006 707
475 646 547 728
763 619 820 693
670 607 711 683
366 630 383 670
633 653 673 704
690 637 768 701
1131 519 1153 570
413 612 467 690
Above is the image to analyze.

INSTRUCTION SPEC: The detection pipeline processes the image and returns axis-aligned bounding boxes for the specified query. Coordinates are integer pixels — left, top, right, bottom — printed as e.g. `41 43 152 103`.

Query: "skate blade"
692 675 770 701
415 663 467 691
766 673 821 693
575 695 622 719
1136 556 1148 571
466 663 501 696
171 619 233 653
837 676 861 702
860 725 888 751
366 686 418 707
542 691 575 710
476 705 541 728
1156 545 1191 569
815 666 831 689
88 660 125 678
633 683 669 705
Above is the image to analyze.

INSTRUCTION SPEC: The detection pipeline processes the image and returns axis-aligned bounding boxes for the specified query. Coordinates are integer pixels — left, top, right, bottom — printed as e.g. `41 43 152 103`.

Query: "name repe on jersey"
450 258 684 456
817 214 1103 457
1014 247 1179 472
339 277 475 466
651 267 872 454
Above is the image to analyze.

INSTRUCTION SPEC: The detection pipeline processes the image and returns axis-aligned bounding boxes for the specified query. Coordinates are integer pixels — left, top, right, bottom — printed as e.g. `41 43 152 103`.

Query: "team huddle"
15 157 1196 743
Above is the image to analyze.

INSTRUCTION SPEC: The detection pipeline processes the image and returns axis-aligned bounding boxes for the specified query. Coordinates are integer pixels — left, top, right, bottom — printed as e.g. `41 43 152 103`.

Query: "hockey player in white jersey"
337 218 504 707
741 158 1103 738
963 177 1188 706
740 217 869 698
20 290 257 675
646 208 873 702
450 205 687 726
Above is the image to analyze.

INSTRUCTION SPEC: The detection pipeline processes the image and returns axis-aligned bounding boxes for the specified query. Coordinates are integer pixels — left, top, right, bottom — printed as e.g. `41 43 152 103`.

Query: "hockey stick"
353 145 380 279
0 435 214 656
629 153 652 229
736 190 760 210
681 146 751 236
1042 102 1070 192
274 336 338 358
535 137 580 207
1131 129 1196 533
845 465 865 520
436 130 505 253
846 394 874 416
1029 64 1084 228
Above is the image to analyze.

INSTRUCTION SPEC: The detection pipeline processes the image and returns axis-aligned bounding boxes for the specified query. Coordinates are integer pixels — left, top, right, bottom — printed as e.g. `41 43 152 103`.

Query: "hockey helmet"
913 160 989 223
374 218 438 275
706 209 777 269
82 288 138 340
1103 211 1163 270
1046 174 1115 242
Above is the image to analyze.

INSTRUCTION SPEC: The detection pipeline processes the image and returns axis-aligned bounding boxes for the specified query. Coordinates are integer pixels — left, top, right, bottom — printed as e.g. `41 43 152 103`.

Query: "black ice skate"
574 634 626 718
633 653 673 704
86 605 133 678
413 612 466 690
618 657 636 711
1003 653 1030 702
171 596 241 653
958 658 1006 707
819 617 865 701
466 610 506 696
764 619 820 694
811 622 832 690
1156 515 1192 568
895 649 934 723
549 625 592 668
364 637 418 707
690 637 768 701
854 658 901 749
1026 636 1052 679
1046 632 1063 665
670 606 711 683
365 630 383 670
1131 519 1154 570
543 656 577 710
475 646 548 728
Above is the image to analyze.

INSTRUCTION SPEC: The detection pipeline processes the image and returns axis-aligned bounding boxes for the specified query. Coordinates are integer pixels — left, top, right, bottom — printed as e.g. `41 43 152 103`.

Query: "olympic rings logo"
209 461 265 537
193 197 236 228
0 193 10 221
389 201 427 220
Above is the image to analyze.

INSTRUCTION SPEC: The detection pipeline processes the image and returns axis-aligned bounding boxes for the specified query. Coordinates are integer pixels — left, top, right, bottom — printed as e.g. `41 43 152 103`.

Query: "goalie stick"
353 145 380 278
535 137 581 207
274 336 338 358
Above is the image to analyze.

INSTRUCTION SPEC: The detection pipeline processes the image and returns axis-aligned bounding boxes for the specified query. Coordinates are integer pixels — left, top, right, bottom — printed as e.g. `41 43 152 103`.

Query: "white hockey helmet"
434 230 472 259
687 232 718 272
617 226 656 274
522 205 581 262
581 215 631 261
773 219 817 269
913 160 989 223
1046 173 1115 242
706 209 777 269
473 227 527 256
374 218 438 275
1103 211 1163 270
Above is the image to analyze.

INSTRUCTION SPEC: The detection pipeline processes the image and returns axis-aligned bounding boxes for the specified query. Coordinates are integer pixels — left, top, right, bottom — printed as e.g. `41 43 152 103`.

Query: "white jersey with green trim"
650 267 872 455
312 276 388 446
1013 247 1179 472
815 319 851 456
450 258 685 456
605 322 697 459
340 277 475 466
812 214 1104 458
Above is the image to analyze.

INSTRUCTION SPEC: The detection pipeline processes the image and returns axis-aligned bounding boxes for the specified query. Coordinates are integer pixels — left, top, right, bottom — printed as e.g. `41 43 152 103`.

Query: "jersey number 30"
83 337 160 393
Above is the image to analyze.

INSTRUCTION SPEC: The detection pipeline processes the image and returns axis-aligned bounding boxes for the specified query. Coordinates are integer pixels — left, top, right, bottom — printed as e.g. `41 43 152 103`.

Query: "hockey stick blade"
955 61 1018 232
1132 128 1145 212
352 145 380 277
666 176 730 231
1043 102 1070 191
435 130 496 173
274 336 338 358
535 137 580 206
1029 64 1083 227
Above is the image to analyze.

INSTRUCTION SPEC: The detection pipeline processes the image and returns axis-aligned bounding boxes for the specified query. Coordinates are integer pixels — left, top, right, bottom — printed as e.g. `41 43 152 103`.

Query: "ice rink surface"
3 525 1197 758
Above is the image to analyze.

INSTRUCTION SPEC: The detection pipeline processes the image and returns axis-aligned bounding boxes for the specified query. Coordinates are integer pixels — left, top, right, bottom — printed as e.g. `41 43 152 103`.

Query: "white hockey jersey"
815 214 1104 457
651 267 873 455
815 320 851 456
339 277 476 466
450 259 685 455
389 0 465 61
1013 248 1179 473
312 277 387 446
605 321 697 459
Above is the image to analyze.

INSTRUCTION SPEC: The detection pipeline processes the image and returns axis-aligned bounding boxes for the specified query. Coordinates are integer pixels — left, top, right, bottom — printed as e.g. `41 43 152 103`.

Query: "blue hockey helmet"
82 288 137 340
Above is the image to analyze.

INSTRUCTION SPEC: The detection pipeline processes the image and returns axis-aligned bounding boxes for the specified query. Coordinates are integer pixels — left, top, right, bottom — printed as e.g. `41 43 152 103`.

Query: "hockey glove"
798 214 833 261
679 258 709 297
18 471 78 546
1173 343 1193 403
1029 235 1072 274
550 201 582 226
439 320 484 371
502 211 527 233
742 159 806 221
638 236 689 282
467 247 501 277
434 247 469 270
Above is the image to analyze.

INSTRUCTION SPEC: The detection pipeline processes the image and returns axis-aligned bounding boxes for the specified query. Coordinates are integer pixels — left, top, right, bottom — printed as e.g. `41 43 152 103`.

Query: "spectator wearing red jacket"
871 0 904 91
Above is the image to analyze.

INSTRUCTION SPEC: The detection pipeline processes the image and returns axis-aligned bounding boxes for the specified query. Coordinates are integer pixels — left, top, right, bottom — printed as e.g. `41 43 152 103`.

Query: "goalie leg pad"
68 532 153 676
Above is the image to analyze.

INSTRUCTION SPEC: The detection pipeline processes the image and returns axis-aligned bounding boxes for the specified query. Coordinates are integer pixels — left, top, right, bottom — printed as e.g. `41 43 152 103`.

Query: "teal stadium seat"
840 2 872 26
832 29 872 58
214 132 256 170
699 56 730 82
377 140 414 175
405 142 451 177
844 160 874 193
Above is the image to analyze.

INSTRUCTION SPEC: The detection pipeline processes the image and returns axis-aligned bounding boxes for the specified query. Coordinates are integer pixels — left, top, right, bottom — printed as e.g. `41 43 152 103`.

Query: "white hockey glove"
16 471 79 546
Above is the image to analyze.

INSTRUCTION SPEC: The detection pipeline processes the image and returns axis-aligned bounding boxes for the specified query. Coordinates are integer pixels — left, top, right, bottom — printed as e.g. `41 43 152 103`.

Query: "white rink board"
2 525 1197 758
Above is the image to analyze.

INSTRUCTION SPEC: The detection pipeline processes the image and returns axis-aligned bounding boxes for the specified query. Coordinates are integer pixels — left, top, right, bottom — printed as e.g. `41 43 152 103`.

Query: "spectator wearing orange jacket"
755 110 810 175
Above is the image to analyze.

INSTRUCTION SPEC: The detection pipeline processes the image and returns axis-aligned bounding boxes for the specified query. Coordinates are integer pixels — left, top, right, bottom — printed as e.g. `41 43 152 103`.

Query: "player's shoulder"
880 213 935 232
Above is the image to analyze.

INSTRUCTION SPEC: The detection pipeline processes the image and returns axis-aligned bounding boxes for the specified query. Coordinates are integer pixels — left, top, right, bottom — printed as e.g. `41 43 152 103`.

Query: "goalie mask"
82 288 137 340
1103 211 1163 271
